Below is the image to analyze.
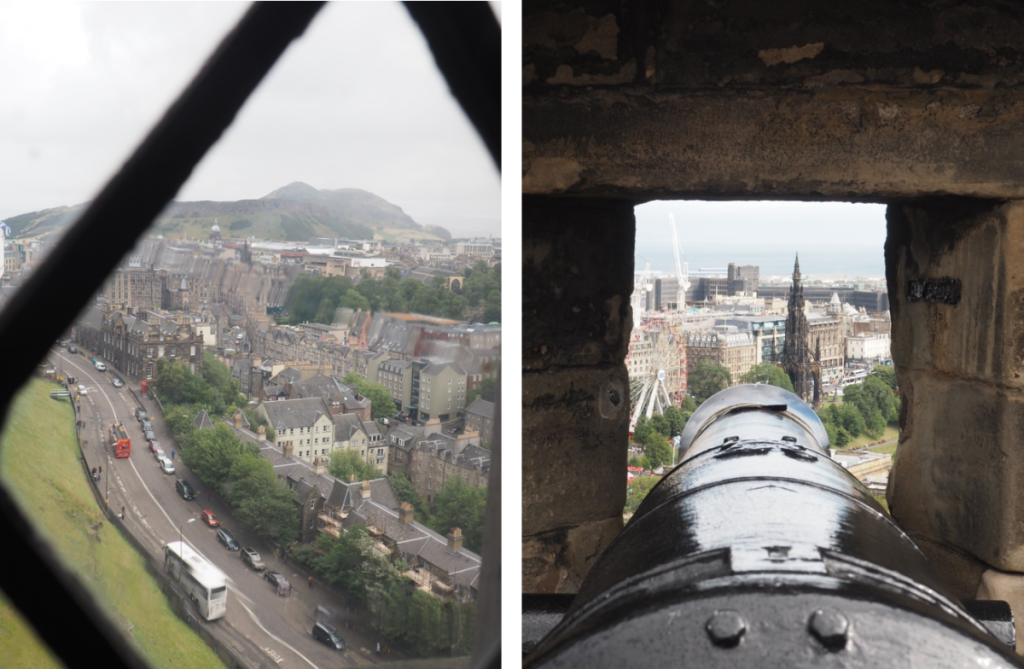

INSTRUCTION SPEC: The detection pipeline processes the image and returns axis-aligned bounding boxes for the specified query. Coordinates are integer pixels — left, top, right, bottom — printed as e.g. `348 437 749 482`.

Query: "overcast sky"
0 2 500 236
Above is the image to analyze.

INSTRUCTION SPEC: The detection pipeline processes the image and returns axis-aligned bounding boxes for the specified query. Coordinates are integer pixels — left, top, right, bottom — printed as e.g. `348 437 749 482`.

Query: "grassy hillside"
4 183 450 243
0 379 222 668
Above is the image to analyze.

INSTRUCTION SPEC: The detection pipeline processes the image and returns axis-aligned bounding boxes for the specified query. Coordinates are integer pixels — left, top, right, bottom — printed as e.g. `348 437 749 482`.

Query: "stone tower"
783 254 816 403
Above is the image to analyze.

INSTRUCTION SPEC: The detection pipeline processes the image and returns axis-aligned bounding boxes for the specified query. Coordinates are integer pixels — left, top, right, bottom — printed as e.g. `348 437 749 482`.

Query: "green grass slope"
0 379 222 668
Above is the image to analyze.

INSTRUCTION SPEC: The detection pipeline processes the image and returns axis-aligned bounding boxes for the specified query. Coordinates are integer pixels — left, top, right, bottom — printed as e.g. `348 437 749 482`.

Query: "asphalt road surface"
52 348 387 668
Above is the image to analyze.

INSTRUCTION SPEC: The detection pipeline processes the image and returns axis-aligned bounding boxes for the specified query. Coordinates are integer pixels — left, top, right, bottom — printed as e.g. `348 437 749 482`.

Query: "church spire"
793 253 801 282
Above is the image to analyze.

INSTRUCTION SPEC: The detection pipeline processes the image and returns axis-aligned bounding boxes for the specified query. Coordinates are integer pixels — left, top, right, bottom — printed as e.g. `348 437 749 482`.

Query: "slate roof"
193 409 215 431
325 478 400 511
343 499 481 590
333 413 367 440
262 397 332 430
465 398 495 420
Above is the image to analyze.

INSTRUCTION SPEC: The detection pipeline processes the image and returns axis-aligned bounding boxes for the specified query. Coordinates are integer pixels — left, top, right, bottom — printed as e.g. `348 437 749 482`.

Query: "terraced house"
258 397 334 464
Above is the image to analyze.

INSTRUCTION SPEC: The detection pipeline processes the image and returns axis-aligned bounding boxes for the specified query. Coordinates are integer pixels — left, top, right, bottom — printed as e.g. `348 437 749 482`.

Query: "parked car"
312 622 346 650
67 345 77 353
241 547 264 570
149 440 162 455
152 446 165 460
144 428 156 442
264 571 291 596
111 378 123 388
134 407 148 422
217 528 239 551
201 509 219 527
77 386 88 396
158 456 175 475
140 418 153 432
175 479 196 500
94 361 106 372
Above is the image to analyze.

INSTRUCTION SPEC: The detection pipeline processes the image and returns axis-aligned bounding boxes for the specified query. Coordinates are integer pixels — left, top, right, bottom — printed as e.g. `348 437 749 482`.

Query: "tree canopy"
327 449 380 483
430 476 487 554
739 363 795 392
688 360 733 404
342 372 397 419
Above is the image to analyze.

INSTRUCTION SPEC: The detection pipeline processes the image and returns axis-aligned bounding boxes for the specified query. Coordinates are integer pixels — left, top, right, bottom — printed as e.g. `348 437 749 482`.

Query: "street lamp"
178 518 196 588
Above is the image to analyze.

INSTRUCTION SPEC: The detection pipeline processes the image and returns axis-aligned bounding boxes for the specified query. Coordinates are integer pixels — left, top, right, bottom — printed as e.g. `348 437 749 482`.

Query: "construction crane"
669 213 690 312
631 259 654 318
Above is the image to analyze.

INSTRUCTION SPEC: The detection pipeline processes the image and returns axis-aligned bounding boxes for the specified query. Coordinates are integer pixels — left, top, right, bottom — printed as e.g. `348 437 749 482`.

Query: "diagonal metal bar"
0 3 323 667
404 1 502 170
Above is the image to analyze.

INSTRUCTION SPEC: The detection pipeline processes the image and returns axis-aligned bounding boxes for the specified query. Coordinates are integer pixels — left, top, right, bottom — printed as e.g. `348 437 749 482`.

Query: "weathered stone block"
523 196 636 372
522 516 624 594
888 200 1024 389
523 365 630 537
888 369 1024 571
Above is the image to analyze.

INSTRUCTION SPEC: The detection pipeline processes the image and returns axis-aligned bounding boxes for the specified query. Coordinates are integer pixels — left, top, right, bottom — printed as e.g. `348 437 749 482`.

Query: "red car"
201 509 219 527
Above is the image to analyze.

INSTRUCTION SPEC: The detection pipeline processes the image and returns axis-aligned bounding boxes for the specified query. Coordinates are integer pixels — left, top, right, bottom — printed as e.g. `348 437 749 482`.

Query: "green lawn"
0 379 223 668
839 425 899 451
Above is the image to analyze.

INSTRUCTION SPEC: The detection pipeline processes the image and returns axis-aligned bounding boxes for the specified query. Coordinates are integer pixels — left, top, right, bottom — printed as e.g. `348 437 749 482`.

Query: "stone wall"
522 197 634 592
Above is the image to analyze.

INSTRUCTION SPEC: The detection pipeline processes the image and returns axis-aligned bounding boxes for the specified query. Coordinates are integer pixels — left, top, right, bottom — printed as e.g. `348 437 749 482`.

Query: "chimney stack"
313 457 325 475
360 480 371 499
233 410 242 429
447 527 463 553
399 502 414 525
258 425 266 441
282 440 294 457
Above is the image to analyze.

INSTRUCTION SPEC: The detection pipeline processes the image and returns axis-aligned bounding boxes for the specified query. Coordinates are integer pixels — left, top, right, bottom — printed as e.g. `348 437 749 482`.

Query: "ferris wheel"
626 318 687 434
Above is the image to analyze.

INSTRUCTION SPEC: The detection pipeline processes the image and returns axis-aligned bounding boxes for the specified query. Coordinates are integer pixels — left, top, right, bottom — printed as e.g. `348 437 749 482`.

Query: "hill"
4 183 449 243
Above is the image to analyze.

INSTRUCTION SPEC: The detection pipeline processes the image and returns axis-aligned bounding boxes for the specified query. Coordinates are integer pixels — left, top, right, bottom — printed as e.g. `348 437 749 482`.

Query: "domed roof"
211 224 221 232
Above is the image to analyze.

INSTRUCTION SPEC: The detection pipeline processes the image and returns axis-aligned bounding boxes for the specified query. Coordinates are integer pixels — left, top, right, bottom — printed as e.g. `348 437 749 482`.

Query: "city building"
75 305 205 381
685 327 757 383
258 397 335 464
464 398 495 444
846 332 892 365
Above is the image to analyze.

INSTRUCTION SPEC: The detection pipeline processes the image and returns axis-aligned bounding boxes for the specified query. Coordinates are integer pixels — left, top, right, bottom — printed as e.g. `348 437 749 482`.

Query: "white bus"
164 541 227 620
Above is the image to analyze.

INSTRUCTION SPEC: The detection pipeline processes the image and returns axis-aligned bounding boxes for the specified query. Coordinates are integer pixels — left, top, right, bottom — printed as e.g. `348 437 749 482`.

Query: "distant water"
633 243 886 279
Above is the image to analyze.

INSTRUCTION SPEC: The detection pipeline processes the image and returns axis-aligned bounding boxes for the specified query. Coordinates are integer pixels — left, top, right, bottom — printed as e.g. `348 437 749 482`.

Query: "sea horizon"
633 243 886 281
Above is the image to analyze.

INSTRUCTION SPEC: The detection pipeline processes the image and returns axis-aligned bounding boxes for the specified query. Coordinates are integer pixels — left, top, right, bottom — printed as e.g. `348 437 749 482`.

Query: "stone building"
75 305 205 381
464 398 495 444
408 433 490 503
258 397 335 464
333 413 387 473
781 256 820 404
685 328 757 383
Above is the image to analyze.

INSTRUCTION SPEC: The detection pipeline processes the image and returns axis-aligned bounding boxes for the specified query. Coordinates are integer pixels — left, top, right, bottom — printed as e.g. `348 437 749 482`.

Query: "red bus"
110 422 131 458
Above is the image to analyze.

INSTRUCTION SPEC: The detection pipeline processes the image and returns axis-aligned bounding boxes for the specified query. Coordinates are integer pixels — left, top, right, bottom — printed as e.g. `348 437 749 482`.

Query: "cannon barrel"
524 384 1020 667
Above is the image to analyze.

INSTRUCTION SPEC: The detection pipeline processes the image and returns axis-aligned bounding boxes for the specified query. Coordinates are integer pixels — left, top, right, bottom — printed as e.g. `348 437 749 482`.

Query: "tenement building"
75 305 205 381
685 328 757 383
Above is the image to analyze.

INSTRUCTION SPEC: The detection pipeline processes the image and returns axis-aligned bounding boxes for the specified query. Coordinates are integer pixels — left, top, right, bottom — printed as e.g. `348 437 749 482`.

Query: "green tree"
662 405 690 436
845 375 899 424
180 424 259 489
466 377 497 405
431 477 487 554
327 449 380 482
242 406 276 441
390 471 431 522
222 452 298 545
688 360 732 404
342 372 398 419
739 363 795 392
632 416 654 447
871 365 898 390
625 475 660 514
643 433 673 469
648 413 672 439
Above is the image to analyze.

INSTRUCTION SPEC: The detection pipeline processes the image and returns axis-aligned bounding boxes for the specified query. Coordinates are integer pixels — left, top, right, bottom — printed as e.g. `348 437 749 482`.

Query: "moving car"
77 386 88 396
217 528 239 551
241 547 264 570
175 479 196 500
312 622 346 650
112 378 123 388
201 509 219 527
94 361 106 372
158 456 175 475
264 571 291 596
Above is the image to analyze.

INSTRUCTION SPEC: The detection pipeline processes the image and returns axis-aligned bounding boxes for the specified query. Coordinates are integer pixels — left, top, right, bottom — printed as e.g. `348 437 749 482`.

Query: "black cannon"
524 384 1020 667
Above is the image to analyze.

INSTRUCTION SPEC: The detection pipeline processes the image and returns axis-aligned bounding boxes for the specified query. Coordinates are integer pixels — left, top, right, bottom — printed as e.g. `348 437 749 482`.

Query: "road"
53 348 382 669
